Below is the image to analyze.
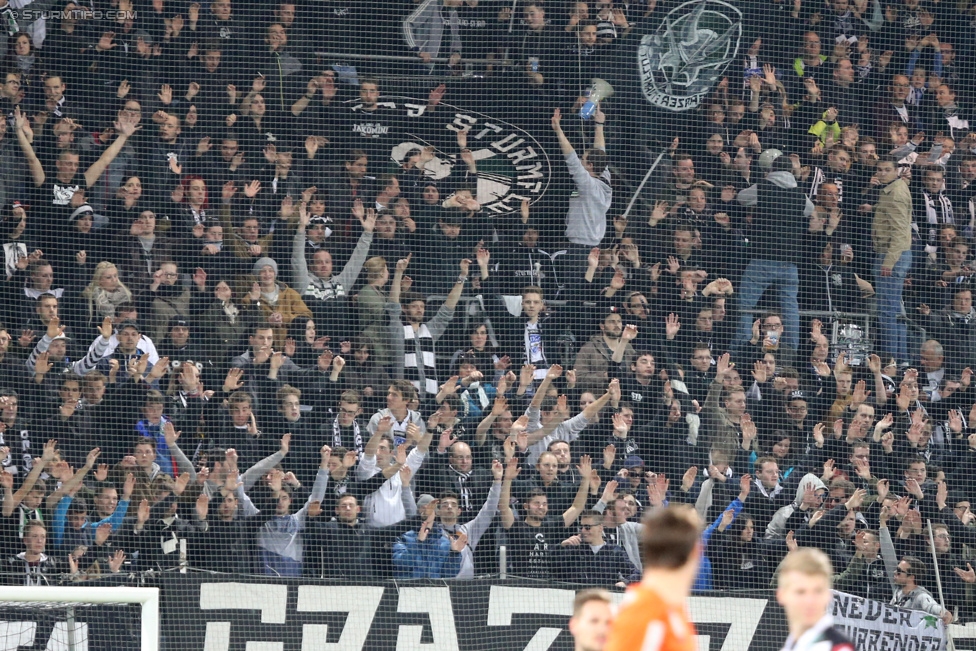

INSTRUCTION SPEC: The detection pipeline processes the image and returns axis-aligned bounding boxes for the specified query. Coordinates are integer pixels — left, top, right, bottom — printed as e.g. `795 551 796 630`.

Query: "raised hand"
611 412 629 437
822 458 836 481
85 447 101 469
905 478 924 499
551 107 563 132
715 352 734 378
107 549 126 573
244 180 261 198
37 440 57 467
173 472 191 496
449 530 469 552
786 530 797 552
846 487 868 511
876 478 889 502
664 313 680 339
948 410 963 434
137 499 151 525
223 368 244 392
955 563 976 584
395 254 412 274
741 414 757 446
417 509 437 542
739 474 752 502
577 454 592 478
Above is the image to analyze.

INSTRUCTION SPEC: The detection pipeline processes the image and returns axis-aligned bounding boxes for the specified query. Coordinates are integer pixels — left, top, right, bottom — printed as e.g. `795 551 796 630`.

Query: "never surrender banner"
831 590 947 651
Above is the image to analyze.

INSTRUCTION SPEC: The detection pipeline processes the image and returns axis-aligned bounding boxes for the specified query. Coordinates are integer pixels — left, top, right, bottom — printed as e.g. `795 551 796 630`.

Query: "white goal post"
0 586 159 651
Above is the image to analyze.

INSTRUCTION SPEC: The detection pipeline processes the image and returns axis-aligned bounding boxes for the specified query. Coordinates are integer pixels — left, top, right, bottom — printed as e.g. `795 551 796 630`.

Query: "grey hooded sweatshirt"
765 473 826 539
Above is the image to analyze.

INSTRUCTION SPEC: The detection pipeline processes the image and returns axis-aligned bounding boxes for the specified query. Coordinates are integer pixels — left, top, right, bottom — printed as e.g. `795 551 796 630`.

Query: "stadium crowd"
1 0 976 629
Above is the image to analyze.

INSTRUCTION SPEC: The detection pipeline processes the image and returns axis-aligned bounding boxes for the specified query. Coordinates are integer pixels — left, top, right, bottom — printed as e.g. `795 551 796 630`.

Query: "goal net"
0 586 157 651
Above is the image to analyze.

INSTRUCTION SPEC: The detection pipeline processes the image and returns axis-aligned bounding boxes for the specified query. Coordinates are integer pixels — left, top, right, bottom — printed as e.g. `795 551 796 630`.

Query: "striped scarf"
923 189 954 253
404 324 437 396
332 416 363 457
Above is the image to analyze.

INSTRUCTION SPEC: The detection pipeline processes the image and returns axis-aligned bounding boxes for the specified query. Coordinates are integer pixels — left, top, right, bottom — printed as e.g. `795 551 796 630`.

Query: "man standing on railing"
551 106 611 287
872 158 913 367
403 0 463 74
735 155 814 359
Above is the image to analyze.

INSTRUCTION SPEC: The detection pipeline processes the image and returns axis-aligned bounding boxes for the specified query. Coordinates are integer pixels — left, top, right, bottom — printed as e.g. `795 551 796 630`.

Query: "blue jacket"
136 417 176 477
392 525 463 579
52 494 131 550
694 497 745 592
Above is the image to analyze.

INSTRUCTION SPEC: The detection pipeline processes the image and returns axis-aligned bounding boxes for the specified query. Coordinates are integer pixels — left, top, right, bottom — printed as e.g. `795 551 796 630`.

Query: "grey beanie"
253 257 278 275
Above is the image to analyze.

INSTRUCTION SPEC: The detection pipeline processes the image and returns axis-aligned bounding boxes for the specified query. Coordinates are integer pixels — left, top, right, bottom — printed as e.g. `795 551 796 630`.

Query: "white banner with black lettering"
831 590 947 651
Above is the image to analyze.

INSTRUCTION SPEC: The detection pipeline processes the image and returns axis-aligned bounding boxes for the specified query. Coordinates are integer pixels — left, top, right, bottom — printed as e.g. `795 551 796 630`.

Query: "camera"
833 323 870 367
171 360 204 371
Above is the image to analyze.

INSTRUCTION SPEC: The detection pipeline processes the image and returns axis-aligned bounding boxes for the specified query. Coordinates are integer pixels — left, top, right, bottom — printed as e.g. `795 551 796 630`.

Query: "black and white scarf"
332 417 363 457
923 189 954 253
404 324 437 396
305 276 345 302
450 466 472 511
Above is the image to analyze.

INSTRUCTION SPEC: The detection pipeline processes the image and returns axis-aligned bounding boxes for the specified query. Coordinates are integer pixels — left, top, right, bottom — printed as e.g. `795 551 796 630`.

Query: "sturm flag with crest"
598 0 784 148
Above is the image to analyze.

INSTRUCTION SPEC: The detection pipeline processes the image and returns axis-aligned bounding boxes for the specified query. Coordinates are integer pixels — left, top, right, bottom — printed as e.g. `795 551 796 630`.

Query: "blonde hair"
364 256 388 284
83 261 132 320
777 548 834 587
573 589 613 616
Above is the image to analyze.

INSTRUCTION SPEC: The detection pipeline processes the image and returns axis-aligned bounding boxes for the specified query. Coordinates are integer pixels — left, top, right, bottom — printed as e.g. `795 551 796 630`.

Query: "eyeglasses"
580 524 598 530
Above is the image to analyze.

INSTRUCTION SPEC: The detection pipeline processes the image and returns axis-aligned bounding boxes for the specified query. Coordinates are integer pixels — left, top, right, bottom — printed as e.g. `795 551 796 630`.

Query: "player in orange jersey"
605 505 702 651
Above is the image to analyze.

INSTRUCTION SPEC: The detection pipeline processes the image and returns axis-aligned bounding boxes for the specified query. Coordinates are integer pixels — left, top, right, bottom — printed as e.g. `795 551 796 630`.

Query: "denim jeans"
735 259 800 350
874 250 912 364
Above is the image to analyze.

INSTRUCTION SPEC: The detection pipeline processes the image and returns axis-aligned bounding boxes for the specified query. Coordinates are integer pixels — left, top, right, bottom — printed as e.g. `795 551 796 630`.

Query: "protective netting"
0 0 975 648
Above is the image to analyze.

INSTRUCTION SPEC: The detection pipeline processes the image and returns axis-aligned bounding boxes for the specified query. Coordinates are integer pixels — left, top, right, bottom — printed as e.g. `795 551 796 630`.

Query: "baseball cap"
759 148 784 170
623 455 644 470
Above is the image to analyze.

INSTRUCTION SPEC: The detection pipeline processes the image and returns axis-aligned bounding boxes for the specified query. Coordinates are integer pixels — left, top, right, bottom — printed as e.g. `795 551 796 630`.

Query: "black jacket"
746 173 811 262
553 541 640 586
